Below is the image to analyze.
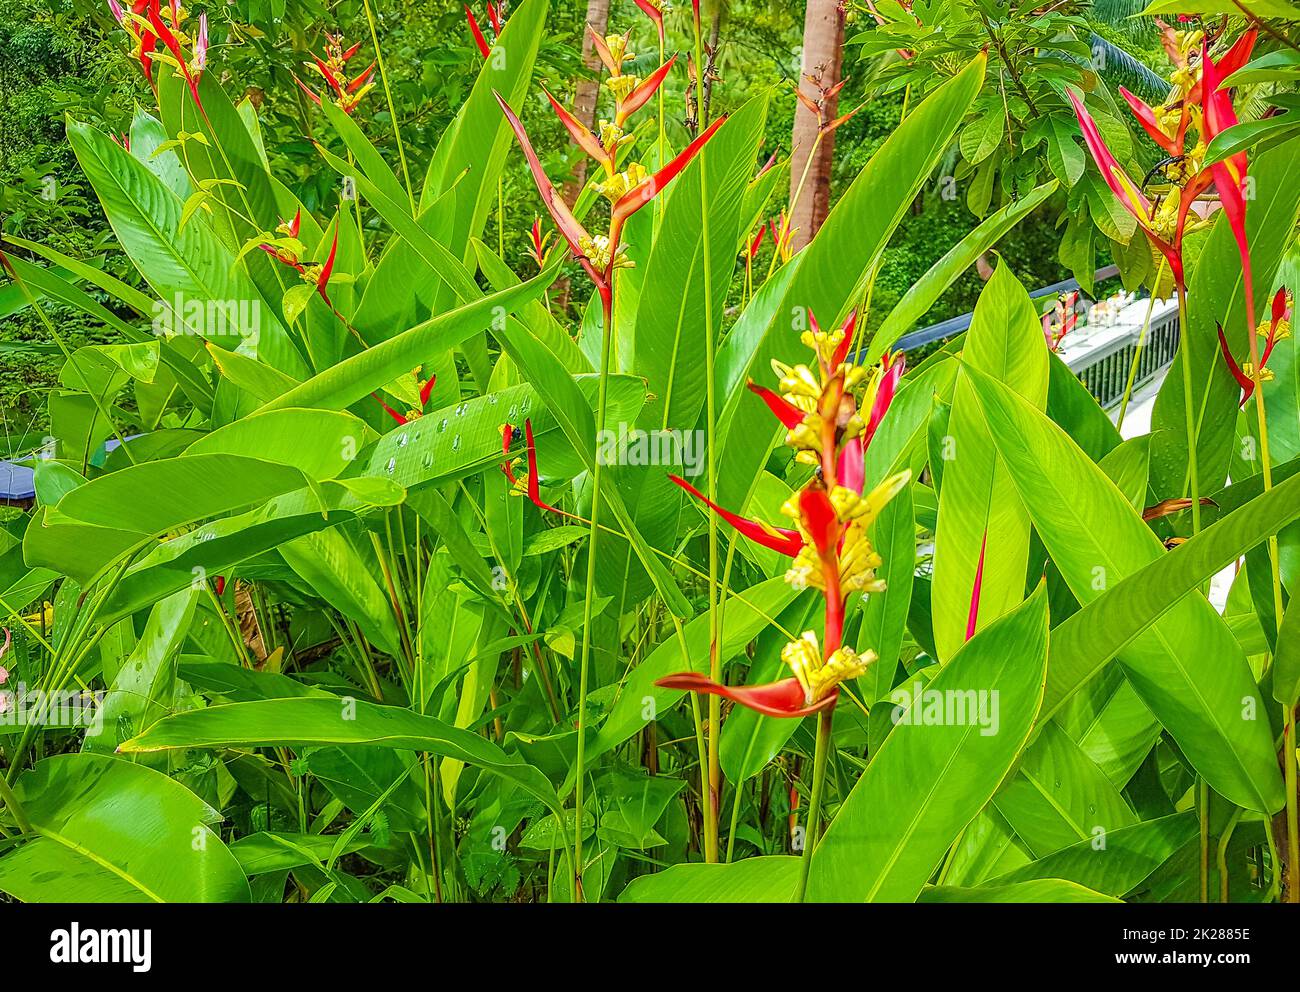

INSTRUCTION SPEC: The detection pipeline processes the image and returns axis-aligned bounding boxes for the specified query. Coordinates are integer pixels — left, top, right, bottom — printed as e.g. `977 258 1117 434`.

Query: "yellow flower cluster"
782 631 876 705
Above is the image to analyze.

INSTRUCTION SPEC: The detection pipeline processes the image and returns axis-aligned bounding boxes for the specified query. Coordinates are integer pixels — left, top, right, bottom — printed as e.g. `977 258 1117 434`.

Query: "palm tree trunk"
790 0 845 251
561 0 611 207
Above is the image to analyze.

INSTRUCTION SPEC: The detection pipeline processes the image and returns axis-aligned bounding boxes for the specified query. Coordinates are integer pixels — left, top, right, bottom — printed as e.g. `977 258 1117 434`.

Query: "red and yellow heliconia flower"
465 3 504 59
296 33 375 115
657 312 911 717
500 420 566 517
110 0 206 106
523 216 553 270
374 374 438 426
1218 287 1291 406
1067 27 1258 291
496 24 724 315
632 0 666 50
258 212 339 306
769 211 797 265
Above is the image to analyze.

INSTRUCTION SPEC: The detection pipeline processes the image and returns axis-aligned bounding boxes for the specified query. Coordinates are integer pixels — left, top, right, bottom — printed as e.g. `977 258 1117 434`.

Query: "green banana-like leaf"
966 368 1285 813
0 753 250 903
619 856 800 902
807 585 1049 902
932 263 1049 659
119 697 568 830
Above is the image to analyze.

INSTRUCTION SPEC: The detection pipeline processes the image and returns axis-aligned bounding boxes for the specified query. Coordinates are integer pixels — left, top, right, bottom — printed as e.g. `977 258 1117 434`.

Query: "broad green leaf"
0 753 249 903
985 813 1197 897
619 856 800 903
966 368 1285 813
119 697 569 829
258 269 556 414
807 586 1048 902
66 118 303 376
920 879 1119 902
1045 466 1300 716
933 264 1048 659
185 408 371 480
992 722 1136 858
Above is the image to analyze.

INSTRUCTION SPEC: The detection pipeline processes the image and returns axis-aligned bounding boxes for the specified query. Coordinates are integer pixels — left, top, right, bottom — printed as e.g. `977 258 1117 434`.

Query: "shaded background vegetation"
1 0 1170 442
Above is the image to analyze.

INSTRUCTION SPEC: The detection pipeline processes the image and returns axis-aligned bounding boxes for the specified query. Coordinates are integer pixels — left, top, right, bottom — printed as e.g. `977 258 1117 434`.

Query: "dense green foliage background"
1 0 1168 443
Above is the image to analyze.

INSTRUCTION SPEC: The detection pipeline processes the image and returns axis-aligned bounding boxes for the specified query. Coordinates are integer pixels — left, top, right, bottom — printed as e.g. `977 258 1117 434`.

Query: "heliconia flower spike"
669 474 804 557
1118 87 1186 156
863 353 905 450
316 230 338 303
587 25 622 76
609 115 727 244
656 324 908 721
495 92 607 295
465 5 491 58
1217 324 1256 406
747 381 804 428
749 226 766 259
619 56 678 122
501 420 565 515
633 0 666 49
108 0 125 23
655 672 838 719
1066 86 1182 285
419 375 437 408
193 13 207 71
486 1 502 34
543 88 613 171
521 420 563 515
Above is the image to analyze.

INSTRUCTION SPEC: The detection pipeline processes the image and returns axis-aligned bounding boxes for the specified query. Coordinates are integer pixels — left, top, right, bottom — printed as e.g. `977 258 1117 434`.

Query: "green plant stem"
0 766 31 835
696 50 728 863
795 707 833 902
1238 268 1296 901
765 130 823 284
1199 778 1210 903
1175 282 1203 539
1115 262 1166 431
1284 710 1299 903
1217 807 1242 903
572 288 616 900
498 175 505 259
1178 274 1209 903
361 0 416 212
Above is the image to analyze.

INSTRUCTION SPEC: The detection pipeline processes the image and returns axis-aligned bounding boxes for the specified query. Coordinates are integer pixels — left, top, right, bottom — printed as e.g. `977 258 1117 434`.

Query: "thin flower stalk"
497 22 724 895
